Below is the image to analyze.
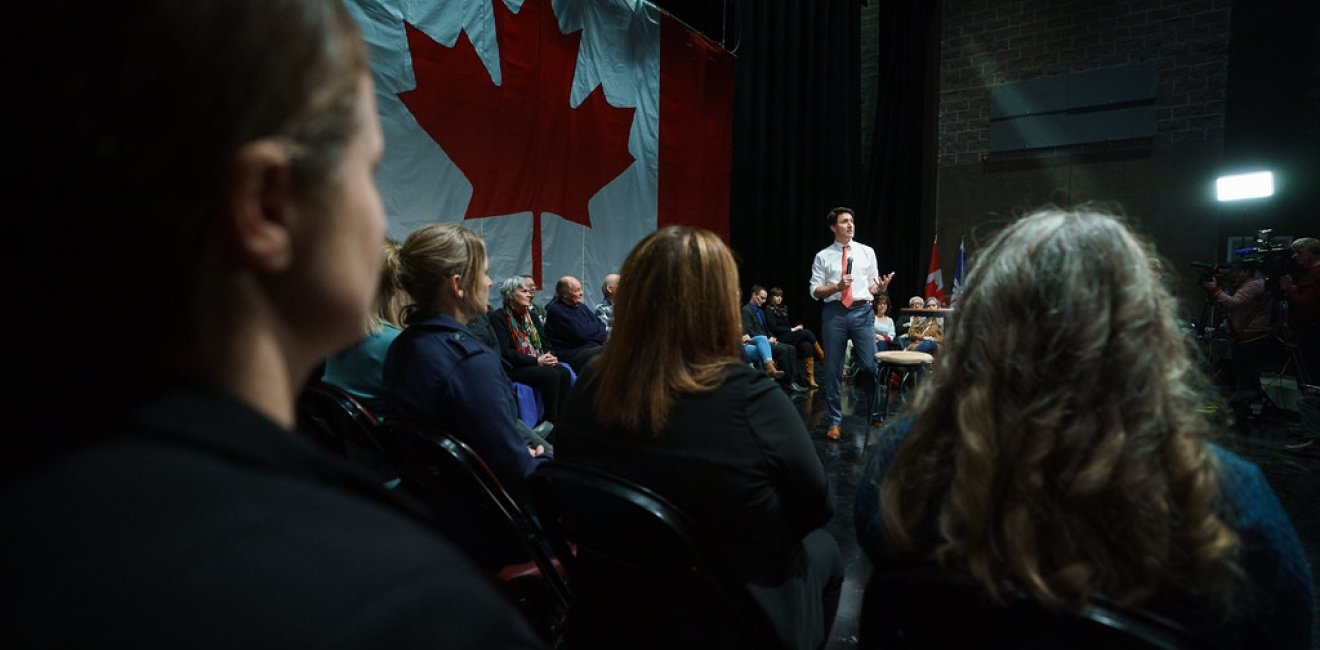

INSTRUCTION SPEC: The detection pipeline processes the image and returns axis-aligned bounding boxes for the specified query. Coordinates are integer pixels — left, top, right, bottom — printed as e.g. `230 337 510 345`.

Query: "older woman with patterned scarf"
490 276 574 424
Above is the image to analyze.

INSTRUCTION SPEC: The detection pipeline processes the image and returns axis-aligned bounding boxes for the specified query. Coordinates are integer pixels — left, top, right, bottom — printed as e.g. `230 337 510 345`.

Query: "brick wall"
938 0 1231 166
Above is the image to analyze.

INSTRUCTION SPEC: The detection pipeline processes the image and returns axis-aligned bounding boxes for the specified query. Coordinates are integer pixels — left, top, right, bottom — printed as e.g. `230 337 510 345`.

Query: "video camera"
1233 229 1296 279
1190 229 1297 284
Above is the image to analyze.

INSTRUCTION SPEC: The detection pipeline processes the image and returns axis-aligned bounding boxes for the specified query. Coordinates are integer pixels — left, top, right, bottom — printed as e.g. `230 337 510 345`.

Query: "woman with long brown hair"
555 226 843 649
855 209 1312 647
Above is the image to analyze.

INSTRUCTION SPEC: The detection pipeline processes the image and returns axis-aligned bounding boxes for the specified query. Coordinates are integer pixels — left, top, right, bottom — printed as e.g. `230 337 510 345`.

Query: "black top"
489 307 552 368
0 387 543 649
554 364 831 582
764 305 795 338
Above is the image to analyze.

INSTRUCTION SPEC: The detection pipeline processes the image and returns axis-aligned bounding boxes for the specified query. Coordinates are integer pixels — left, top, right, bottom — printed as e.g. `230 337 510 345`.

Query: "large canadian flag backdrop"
343 0 733 307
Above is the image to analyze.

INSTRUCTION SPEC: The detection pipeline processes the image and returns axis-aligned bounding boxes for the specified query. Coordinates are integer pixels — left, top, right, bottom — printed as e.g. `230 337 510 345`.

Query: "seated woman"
3 1 541 644
490 276 574 424
897 295 925 349
904 307 943 354
385 224 549 493
872 294 898 351
321 238 406 415
556 226 843 650
855 209 1313 649
765 287 823 389
924 295 946 327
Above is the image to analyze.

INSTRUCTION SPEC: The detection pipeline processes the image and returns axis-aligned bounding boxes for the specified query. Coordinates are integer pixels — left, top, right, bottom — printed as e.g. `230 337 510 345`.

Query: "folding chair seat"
372 418 569 642
528 462 779 649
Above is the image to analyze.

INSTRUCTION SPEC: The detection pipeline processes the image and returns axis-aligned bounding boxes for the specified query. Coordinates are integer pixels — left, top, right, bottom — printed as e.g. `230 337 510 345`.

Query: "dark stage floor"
791 382 1320 649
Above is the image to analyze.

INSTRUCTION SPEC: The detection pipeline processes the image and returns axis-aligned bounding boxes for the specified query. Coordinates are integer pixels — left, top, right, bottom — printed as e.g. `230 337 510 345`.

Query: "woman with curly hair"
855 209 1312 648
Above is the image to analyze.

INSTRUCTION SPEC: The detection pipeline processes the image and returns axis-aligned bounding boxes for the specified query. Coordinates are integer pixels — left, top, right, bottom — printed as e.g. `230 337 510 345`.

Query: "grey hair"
498 276 532 304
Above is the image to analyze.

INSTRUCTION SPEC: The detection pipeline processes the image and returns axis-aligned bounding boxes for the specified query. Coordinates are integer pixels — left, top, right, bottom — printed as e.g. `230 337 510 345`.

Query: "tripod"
1192 298 1230 384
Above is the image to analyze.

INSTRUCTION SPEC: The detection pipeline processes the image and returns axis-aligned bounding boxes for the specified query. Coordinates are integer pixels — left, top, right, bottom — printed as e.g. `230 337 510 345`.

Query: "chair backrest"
860 560 1227 650
296 381 394 482
371 418 569 608
527 462 778 649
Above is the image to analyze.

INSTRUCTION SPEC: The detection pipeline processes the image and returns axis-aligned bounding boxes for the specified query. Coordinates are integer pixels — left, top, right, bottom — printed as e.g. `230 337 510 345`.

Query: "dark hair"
13 0 368 459
827 206 855 227
769 287 785 299
749 284 766 298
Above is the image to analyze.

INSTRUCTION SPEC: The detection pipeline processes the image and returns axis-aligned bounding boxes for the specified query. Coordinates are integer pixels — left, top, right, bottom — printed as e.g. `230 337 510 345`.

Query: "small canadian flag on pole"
924 237 945 306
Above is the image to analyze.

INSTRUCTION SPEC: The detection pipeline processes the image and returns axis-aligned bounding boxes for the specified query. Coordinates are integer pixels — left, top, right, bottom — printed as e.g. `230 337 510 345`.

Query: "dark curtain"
727 1 862 331
859 0 940 304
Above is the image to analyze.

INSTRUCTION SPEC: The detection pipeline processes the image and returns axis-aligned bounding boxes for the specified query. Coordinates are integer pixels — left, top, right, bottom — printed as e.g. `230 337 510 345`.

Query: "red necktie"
841 245 852 308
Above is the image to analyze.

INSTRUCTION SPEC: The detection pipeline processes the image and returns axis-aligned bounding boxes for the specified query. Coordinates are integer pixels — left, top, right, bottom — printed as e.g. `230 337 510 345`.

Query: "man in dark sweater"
544 275 608 371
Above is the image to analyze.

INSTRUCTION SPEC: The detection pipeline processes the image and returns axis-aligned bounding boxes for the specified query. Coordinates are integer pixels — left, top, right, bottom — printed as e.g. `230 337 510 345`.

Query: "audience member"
522 274 549 321
2 2 543 646
595 273 619 335
491 277 574 424
544 275 608 370
744 285 808 392
556 226 843 650
387 224 550 494
766 286 824 389
905 305 943 354
322 238 406 414
872 295 897 351
856 209 1313 649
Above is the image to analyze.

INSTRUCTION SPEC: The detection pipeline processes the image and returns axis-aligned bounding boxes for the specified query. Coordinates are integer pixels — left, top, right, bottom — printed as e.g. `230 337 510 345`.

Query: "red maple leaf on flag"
398 0 637 284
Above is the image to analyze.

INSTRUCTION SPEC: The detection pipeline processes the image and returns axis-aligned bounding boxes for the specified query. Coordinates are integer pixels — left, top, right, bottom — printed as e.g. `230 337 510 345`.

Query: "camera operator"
1280 237 1320 453
1200 259 1272 400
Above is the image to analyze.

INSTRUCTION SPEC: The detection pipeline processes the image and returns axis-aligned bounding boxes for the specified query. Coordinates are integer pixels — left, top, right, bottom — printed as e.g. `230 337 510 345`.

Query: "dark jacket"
0 387 544 649
489 307 552 368
742 302 772 339
544 299 607 359
384 313 548 492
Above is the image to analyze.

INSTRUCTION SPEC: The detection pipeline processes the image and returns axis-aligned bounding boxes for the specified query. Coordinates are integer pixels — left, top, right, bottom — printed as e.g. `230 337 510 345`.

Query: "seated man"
544 275 608 371
743 285 807 392
595 273 619 336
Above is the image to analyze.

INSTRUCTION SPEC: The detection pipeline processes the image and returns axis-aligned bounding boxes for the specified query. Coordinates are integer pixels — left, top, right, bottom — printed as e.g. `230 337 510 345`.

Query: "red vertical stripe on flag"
658 14 734 241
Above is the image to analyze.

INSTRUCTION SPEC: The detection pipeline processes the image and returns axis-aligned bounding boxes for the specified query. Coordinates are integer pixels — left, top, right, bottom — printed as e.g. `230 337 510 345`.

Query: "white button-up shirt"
810 240 879 303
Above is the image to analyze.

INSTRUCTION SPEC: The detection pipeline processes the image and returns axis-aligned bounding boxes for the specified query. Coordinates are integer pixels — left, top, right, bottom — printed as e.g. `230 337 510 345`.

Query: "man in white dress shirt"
809 207 894 440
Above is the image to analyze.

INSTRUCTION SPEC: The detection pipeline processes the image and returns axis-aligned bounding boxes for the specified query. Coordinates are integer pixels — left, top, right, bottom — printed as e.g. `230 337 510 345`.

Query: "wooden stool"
873 350 934 423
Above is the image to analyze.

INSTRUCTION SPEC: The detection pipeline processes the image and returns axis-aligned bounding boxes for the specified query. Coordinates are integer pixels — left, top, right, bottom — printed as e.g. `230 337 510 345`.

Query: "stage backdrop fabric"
344 0 732 308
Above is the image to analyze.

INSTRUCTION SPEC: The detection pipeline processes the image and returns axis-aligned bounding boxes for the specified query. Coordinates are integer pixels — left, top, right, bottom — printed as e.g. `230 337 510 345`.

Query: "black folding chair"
860 560 1229 650
372 418 569 642
295 381 395 484
527 462 779 649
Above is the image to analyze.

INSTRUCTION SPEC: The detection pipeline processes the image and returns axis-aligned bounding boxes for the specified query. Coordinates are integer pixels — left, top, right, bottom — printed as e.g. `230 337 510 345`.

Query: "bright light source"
1216 171 1274 201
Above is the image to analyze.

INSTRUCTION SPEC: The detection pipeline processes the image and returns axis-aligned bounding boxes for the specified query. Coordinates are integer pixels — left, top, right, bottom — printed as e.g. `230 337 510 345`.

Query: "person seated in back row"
856 208 1312 649
743 284 808 392
491 276 574 425
322 238 407 415
765 287 824 389
544 275 608 371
